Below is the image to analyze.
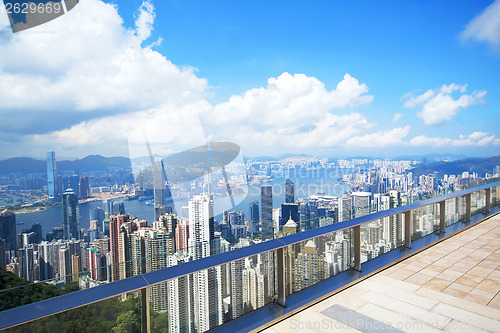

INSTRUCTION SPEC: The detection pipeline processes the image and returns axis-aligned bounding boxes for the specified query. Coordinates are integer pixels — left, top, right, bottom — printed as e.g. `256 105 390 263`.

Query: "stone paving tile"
475 278 500 293
443 319 491 333
422 278 452 292
264 215 500 333
448 282 473 294
487 270 500 282
469 287 497 302
468 266 494 278
442 286 468 298
436 269 464 282
357 303 443 333
456 274 484 288
488 294 500 310
360 291 452 329
464 292 492 306
404 272 435 286
432 302 500 332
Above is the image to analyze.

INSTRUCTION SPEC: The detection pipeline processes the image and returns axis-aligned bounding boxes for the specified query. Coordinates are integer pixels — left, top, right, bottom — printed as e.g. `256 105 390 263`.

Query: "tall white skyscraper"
188 193 214 259
167 252 192 332
188 193 223 331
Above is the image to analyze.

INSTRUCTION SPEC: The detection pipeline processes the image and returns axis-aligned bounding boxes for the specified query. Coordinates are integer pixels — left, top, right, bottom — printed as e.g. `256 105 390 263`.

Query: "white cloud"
204 72 374 154
393 113 403 123
410 132 500 147
402 84 486 126
134 1 155 42
403 89 435 108
0 0 207 114
346 126 410 148
32 101 211 158
1 0 498 158
460 0 500 49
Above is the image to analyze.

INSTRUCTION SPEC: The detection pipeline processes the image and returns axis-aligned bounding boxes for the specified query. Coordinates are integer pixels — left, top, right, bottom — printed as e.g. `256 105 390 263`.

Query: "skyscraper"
0 209 17 253
79 176 90 199
228 210 245 240
46 151 57 199
352 192 372 218
188 193 223 331
249 201 259 235
153 157 166 221
260 185 273 240
285 179 294 204
62 188 79 240
112 201 126 215
188 193 215 259
109 214 130 281
280 203 299 226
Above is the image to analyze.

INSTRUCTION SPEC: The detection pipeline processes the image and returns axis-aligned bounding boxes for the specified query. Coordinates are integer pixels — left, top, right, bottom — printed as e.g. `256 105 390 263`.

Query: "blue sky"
0 0 499 159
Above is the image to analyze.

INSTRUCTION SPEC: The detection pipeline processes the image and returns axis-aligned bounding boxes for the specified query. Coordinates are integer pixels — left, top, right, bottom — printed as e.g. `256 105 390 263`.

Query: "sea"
15 170 352 237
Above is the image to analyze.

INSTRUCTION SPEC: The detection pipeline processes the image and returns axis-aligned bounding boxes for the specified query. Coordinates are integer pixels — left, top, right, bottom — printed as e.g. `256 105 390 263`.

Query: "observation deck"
1 181 499 332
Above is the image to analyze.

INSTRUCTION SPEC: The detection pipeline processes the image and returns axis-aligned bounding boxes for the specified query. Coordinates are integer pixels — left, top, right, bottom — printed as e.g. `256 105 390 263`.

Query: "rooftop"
263 213 500 332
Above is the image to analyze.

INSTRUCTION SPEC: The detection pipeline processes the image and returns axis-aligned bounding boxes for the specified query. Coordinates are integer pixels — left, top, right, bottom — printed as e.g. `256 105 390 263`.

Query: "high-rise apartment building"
352 192 372 218
109 214 130 281
175 218 189 252
338 196 352 222
188 193 215 259
260 185 273 240
188 193 223 331
62 188 79 240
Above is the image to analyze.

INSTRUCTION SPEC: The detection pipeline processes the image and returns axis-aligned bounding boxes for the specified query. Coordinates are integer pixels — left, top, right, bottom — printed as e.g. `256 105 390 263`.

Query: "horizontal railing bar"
0 180 498 330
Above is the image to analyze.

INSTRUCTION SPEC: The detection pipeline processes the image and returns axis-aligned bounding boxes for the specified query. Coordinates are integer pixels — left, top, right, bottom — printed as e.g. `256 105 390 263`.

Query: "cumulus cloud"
393 113 403 122
460 0 500 49
410 132 500 147
402 84 486 126
32 101 211 158
0 0 208 134
203 72 374 154
346 126 410 148
1 0 498 158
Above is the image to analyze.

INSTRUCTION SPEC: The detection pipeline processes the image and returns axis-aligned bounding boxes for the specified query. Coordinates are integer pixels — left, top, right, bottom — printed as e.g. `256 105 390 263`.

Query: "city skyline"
0 1 499 159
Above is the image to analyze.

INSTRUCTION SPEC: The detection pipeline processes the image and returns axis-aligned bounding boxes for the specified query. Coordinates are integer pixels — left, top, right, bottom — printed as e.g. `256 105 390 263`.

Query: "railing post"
353 225 361 271
404 210 412 248
439 200 446 233
466 193 471 222
141 287 150 333
276 247 286 307
486 188 491 214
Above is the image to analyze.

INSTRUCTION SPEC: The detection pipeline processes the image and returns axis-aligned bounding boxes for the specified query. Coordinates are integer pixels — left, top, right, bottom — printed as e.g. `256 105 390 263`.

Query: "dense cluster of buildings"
0 151 499 332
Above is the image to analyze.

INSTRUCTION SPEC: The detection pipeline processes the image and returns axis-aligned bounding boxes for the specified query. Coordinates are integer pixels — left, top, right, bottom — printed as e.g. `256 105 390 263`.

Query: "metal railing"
0 181 499 332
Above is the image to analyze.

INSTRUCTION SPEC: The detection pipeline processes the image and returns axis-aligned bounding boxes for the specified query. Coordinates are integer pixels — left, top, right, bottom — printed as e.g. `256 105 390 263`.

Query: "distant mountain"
248 153 315 162
0 157 45 174
278 153 314 160
58 155 132 172
411 155 500 177
0 155 132 174
394 153 469 163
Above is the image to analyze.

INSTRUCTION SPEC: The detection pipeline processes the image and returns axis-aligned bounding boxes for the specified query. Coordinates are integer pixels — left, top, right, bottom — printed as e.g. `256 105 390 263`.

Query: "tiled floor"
263 214 500 332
